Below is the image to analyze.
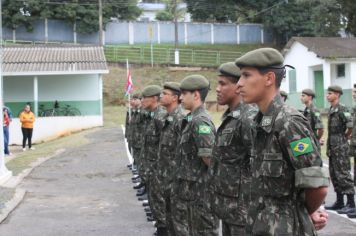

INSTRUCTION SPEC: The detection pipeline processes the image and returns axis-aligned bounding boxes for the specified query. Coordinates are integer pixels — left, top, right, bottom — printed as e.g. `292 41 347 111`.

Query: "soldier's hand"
319 138 325 146
310 210 328 231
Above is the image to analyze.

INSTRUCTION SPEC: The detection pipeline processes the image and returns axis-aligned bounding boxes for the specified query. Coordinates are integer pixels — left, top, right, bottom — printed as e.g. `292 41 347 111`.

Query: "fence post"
184 23 188 45
216 51 220 65
236 24 240 45
157 22 161 44
210 24 214 45
129 22 134 45
45 18 48 43
261 27 264 44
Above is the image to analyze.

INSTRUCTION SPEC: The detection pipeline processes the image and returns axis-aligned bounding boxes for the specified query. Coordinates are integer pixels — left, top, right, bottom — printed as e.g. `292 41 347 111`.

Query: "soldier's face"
160 89 176 107
353 88 356 101
216 76 239 105
141 96 157 110
326 91 338 103
180 91 195 110
301 93 311 104
238 67 268 104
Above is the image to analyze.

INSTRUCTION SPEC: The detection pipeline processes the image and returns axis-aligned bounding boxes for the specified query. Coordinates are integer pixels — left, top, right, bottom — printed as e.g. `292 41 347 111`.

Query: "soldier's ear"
265 71 275 87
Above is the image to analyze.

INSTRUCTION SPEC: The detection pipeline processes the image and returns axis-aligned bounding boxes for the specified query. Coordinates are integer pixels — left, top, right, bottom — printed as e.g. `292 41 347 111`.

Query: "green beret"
235 47 284 68
132 92 142 99
328 85 343 95
218 62 241 79
302 89 315 98
163 82 181 93
180 74 210 91
142 85 162 97
280 90 288 98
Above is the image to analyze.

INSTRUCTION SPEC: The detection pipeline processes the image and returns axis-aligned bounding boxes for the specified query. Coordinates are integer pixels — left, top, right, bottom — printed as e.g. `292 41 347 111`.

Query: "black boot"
325 193 344 210
156 227 168 236
337 194 356 214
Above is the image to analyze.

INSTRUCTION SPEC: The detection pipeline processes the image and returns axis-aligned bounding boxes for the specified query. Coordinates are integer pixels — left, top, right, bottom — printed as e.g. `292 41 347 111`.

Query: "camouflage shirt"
211 102 256 197
303 103 323 138
327 103 352 148
142 106 166 161
131 108 146 149
247 95 329 236
157 106 185 186
350 106 356 153
176 105 216 184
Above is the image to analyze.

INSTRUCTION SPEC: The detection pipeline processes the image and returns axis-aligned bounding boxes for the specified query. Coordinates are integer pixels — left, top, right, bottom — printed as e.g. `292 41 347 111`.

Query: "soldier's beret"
180 75 210 91
302 89 315 98
235 47 284 68
328 85 343 95
142 85 162 97
218 62 241 79
132 92 142 99
280 90 288 98
163 82 181 93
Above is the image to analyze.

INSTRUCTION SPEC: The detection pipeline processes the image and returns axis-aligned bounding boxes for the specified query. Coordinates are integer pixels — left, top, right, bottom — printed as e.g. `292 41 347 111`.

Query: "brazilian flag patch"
198 125 212 134
289 137 314 157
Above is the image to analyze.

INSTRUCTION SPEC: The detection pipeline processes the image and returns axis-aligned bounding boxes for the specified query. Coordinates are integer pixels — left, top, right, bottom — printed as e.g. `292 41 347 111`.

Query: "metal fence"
104 46 244 66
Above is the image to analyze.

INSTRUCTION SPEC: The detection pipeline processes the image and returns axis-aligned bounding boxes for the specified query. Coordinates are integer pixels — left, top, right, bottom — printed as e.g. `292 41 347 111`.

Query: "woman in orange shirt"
19 104 35 151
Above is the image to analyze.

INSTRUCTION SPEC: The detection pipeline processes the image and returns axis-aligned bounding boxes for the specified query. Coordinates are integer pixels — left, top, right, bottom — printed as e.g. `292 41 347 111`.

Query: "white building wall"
283 42 324 92
9 116 103 145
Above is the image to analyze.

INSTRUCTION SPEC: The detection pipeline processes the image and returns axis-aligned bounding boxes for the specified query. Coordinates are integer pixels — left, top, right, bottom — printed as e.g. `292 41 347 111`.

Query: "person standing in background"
3 107 12 155
19 104 36 151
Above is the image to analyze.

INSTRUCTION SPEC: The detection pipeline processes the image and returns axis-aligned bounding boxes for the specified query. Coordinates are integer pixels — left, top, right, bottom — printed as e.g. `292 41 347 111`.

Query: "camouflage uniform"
171 105 219 236
327 103 355 194
150 106 185 233
210 102 257 236
142 106 166 221
350 106 356 186
125 109 133 152
131 108 145 173
303 103 324 141
246 95 329 236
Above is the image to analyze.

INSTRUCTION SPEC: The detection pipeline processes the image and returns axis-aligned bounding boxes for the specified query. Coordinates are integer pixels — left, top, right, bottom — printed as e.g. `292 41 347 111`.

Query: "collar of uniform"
191 105 206 118
222 102 242 121
255 95 283 133
329 103 340 114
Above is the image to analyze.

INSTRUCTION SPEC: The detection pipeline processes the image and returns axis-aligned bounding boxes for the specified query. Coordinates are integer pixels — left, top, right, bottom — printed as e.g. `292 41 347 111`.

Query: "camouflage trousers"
150 175 175 235
132 147 141 170
170 180 219 236
211 193 247 236
328 144 355 194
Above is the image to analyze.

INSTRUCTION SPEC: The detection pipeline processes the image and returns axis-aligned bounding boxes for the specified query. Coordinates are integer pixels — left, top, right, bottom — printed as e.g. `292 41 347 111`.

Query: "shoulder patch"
198 125 212 134
232 110 241 118
290 137 314 157
344 112 351 117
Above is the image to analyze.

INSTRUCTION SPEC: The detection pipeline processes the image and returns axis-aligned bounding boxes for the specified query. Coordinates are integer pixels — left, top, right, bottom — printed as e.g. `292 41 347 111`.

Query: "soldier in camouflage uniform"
347 84 356 219
324 85 355 214
150 82 185 236
140 85 167 223
171 75 219 236
236 48 330 235
125 97 135 157
301 89 324 148
210 62 257 236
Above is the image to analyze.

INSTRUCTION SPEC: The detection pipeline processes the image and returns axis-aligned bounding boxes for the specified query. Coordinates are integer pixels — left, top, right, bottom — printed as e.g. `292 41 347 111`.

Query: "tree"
185 0 237 23
338 0 356 36
155 0 185 22
236 0 342 45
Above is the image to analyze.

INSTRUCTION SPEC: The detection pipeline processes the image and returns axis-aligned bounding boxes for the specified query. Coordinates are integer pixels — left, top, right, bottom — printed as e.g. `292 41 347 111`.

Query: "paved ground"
0 126 355 235
0 127 154 236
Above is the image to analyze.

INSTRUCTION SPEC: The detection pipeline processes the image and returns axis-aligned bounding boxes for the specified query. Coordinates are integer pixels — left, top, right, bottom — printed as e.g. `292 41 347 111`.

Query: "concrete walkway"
0 127 154 236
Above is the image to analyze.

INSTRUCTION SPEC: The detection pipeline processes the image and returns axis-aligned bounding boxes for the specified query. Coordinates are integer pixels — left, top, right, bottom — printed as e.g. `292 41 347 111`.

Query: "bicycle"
42 101 81 117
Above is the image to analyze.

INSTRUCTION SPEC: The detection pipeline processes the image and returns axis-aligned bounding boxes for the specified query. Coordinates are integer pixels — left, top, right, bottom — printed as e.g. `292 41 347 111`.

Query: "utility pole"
173 0 179 64
98 0 103 46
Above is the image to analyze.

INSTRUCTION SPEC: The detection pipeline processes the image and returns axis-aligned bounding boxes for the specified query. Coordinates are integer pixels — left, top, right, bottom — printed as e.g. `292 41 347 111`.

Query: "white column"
45 18 48 43
261 27 264 44
73 22 77 44
99 74 103 125
236 25 240 45
174 49 180 65
157 22 161 44
350 62 356 87
184 23 188 45
102 30 106 45
129 22 134 45
33 76 38 117
210 24 214 45
0 49 12 184
323 62 331 89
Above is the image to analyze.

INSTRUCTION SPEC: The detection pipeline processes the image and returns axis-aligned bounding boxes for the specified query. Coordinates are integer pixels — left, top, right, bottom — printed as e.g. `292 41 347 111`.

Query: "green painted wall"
5 100 101 117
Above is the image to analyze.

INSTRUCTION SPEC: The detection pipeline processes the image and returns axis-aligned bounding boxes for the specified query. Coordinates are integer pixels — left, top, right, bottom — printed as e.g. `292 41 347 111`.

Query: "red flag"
125 70 134 96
